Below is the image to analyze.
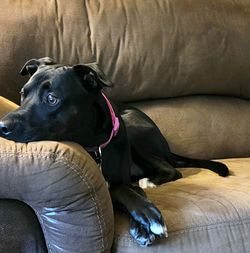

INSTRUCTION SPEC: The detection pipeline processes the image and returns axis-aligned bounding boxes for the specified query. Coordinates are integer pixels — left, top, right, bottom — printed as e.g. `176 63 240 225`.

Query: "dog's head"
0 57 112 145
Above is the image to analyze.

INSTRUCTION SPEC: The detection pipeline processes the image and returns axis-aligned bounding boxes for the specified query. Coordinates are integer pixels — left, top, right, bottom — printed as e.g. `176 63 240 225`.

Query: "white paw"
150 222 168 237
139 178 157 189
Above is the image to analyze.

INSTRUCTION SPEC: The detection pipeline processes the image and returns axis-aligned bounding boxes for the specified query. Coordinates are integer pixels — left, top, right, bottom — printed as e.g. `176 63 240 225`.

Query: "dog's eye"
46 93 59 105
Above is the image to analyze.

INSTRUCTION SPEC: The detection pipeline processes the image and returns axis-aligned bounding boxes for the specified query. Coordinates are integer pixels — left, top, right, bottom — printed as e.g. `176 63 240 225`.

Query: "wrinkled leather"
0 137 114 253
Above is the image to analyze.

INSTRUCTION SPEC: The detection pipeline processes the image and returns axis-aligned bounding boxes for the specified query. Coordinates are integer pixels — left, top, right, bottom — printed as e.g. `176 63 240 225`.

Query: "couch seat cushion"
113 158 250 253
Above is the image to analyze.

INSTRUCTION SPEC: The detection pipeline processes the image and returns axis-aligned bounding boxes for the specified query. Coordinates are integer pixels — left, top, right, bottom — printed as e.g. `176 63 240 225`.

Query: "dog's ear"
73 63 113 93
19 57 56 77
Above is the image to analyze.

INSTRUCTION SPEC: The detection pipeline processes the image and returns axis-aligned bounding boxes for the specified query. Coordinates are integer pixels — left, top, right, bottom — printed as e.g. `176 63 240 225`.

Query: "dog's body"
0 58 229 246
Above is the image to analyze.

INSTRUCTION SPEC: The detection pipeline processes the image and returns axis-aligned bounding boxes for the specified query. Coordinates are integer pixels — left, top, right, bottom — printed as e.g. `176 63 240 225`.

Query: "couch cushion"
86 0 250 102
134 96 250 160
113 158 250 253
0 96 18 115
0 200 47 253
0 0 92 103
1 0 250 103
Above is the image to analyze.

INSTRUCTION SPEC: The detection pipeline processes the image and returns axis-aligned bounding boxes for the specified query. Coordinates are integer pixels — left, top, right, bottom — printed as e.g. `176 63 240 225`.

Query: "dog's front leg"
109 184 168 246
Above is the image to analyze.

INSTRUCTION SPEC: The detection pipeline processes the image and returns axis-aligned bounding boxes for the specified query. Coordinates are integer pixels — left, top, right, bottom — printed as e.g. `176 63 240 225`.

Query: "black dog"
0 58 229 246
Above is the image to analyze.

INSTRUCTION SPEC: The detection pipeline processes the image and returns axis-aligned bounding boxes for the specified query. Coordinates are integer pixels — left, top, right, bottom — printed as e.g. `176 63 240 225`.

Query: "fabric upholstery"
1 0 250 103
113 158 250 253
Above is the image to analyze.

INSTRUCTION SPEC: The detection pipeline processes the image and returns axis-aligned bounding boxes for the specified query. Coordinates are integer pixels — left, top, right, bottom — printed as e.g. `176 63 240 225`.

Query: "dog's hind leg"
133 152 183 188
121 106 229 179
148 158 182 185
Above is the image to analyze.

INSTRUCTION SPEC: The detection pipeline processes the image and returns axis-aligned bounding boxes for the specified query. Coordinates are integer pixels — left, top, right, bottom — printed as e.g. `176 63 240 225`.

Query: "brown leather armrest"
0 139 114 253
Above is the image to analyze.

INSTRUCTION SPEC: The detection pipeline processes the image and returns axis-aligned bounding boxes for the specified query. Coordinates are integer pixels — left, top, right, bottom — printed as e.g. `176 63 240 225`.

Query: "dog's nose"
0 120 15 136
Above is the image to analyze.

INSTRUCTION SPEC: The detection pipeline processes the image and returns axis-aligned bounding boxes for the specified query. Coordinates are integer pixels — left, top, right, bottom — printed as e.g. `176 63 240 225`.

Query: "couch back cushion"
0 0 250 103
135 96 250 160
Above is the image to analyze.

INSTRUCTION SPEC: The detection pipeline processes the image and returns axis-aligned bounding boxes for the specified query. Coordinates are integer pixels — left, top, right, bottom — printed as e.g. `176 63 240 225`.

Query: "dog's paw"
129 219 156 247
129 201 168 246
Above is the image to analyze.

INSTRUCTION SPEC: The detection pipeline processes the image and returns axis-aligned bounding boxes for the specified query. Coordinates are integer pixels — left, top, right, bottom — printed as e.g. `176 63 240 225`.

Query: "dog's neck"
94 93 113 135
82 92 116 149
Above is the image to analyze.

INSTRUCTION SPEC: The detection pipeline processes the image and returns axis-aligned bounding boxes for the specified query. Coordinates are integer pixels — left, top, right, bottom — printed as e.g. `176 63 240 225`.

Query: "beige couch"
0 0 250 252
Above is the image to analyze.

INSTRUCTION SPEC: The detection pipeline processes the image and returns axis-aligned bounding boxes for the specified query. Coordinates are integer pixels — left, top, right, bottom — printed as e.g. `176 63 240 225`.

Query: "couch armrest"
0 138 114 253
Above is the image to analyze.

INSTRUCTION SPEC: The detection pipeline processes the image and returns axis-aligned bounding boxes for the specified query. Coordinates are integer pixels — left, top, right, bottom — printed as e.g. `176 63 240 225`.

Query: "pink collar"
85 92 120 154
99 92 120 149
